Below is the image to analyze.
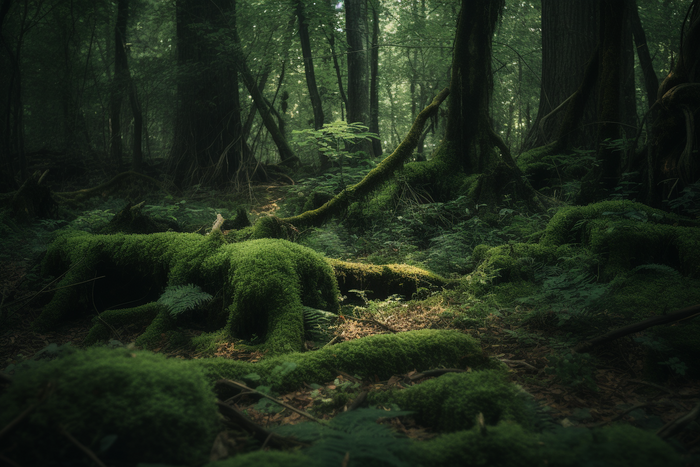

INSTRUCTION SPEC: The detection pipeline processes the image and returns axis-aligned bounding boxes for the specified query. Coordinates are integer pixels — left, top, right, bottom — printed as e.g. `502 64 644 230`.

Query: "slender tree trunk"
629 0 659 110
345 0 372 155
294 0 324 131
322 0 348 119
109 0 129 167
369 0 381 157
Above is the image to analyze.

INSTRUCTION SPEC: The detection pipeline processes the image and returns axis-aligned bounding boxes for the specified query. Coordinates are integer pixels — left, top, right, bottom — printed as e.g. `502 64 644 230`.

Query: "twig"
346 390 368 412
216 379 323 424
499 359 538 371
59 426 108 467
657 401 700 439
215 400 302 449
0 453 21 467
408 368 467 381
343 315 398 333
575 304 700 353
628 379 675 395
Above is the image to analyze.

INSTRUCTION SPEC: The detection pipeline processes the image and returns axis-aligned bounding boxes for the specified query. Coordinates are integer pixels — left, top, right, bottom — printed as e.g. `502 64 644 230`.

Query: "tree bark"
523 0 599 151
109 0 129 167
628 0 659 110
444 0 505 174
345 0 372 155
369 0 382 157
294 0 324 131
168 0 245 187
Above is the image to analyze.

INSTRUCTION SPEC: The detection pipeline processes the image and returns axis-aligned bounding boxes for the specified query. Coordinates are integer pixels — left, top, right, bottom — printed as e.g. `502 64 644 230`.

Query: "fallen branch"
574 304 700 353
215 400 300 449
216 379 322 424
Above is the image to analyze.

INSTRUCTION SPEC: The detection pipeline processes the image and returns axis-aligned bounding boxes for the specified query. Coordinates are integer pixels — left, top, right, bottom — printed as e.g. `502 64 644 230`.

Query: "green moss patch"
0 347 219 465
195 329 491 392
411 422 681 467
368 370 535 432
38 232 340 354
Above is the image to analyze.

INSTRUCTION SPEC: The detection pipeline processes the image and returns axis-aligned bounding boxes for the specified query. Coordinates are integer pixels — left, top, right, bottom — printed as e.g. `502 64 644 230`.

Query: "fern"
157 284 212 318
630 263 680 277
275 408 412 467
303 306 337 344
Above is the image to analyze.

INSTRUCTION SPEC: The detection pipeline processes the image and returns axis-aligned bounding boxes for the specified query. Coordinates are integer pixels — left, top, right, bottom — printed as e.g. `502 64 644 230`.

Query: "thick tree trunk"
168 0 245 186
644 0 700 205
444 0 504 174
523 0 599 151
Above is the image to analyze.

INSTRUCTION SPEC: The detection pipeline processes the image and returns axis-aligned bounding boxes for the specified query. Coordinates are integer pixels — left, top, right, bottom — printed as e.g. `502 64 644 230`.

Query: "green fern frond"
631 263 680 277
275 409 412 467
303 306 337 343
157 284 213 318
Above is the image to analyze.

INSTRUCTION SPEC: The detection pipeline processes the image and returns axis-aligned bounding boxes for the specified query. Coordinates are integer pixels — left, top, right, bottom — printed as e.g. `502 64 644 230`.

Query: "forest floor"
1 174 700 461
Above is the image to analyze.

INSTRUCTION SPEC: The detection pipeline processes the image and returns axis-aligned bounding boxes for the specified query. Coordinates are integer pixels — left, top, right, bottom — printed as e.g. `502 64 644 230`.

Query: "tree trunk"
369 0 382 157
345 0 372 155
643 0 700 205
444 0 505 174
168 0 244 187
628 0 659 110
109 0 129 167
523 0 599 151
294 0 324 131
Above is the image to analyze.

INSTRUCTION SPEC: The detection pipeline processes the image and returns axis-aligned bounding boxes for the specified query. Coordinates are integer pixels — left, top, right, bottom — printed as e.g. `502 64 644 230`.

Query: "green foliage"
194 329 490 393
666 178 700 217
519 266 608 328
411 422 682 467
0 347 219 465
303 306 337 344
275 408 412 467
157 283 213 317
369 370 537 433
292 121 379 164
545 352 598 392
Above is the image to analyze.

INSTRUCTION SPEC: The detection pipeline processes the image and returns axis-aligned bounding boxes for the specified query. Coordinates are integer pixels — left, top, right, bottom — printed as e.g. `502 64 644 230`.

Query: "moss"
206 451 309 467
410 422 542 467
540 200 694 247
368 370 534 433
0 347 219 465
328 258 448 300
410 422 682 467
83 302 165 346
37 233 340 355
471 243 559 284
194 329 492 392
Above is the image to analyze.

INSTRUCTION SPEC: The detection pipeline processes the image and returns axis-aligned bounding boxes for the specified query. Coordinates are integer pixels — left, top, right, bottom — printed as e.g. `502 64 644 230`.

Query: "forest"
1 0 700 465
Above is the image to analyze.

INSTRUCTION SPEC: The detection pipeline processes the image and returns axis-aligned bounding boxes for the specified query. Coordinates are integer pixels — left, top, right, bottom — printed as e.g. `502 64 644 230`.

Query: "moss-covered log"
256 87 449 233
38 232 340 354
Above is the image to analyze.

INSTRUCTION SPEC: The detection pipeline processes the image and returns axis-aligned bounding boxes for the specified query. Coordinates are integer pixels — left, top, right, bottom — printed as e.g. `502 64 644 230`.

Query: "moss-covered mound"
368 370 535 432
328 258 448 300
541 200 700 278
411 422 681 467
0 347 220 465
195 329 492 392
38 232 340 354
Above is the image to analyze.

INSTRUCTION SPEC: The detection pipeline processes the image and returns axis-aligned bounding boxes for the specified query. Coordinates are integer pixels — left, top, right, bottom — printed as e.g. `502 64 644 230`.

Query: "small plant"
157 284 213 318
546 351 598 392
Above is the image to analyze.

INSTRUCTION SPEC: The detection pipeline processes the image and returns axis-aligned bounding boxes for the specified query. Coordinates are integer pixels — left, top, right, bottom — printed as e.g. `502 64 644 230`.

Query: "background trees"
0 0 696 208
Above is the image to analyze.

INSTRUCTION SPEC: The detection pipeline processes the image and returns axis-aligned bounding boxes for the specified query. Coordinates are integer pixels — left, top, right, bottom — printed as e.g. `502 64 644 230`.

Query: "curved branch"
280 87 450 229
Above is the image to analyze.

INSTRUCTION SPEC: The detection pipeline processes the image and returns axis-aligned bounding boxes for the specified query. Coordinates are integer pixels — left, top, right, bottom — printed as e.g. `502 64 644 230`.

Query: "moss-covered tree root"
38 231 340 354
